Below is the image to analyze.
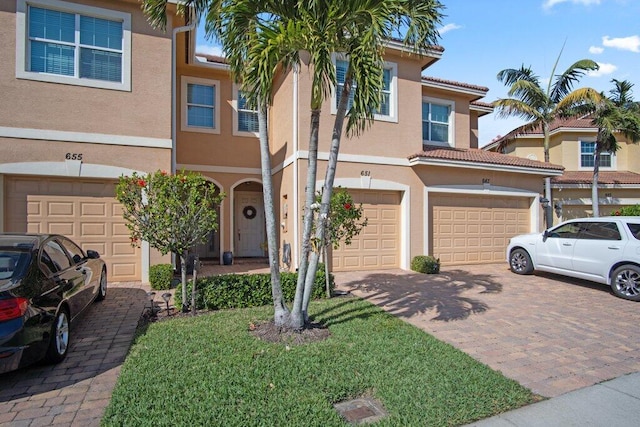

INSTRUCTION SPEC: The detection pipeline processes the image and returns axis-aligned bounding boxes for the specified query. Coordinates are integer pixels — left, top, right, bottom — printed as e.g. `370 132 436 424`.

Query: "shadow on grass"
0 287 147 402
333 269 504 323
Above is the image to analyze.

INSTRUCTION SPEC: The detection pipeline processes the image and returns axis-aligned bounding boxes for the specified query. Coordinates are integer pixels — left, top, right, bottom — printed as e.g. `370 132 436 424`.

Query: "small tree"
314 188 367 297
116 170 224 313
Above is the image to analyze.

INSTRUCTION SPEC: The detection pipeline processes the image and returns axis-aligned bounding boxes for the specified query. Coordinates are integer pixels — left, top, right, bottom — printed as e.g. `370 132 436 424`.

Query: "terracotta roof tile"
552 171 640 184
409 146 564 171
422 76 489 93
492 116 596 146
471 101 493 108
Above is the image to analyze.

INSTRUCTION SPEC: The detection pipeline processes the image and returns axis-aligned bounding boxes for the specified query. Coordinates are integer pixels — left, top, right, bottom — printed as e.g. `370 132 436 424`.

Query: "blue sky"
194 0 640 147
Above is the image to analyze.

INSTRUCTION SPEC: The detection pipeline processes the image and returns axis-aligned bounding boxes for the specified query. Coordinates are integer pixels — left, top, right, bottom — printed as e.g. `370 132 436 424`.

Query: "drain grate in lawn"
334 397 387 425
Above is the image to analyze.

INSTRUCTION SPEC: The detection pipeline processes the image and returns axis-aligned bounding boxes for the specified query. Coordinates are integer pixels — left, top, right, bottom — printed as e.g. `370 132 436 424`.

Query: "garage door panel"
432 194 530 266
5 177 139 281
333 190 401 271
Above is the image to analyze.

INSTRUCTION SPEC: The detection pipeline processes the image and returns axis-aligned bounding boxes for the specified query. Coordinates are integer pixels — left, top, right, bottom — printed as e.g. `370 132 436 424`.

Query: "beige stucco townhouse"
485 117 640 225
2 0 565 280
0 0 178 282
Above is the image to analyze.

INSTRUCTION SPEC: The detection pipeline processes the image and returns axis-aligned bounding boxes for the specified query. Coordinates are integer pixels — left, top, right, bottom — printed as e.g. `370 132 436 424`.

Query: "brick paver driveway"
335 264 640 398
0 283 148 426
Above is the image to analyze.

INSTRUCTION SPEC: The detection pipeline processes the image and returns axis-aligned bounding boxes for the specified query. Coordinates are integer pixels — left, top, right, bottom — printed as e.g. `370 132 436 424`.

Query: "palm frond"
549 59 599 102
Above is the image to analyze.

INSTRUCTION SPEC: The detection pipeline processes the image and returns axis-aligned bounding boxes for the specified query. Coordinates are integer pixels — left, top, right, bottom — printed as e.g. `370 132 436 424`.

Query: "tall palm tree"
587 79 640 216
142 0 443 330
494 50 600 227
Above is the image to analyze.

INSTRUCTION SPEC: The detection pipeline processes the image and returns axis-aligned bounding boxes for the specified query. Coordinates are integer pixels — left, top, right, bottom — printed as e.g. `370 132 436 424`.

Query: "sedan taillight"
0 297 29 322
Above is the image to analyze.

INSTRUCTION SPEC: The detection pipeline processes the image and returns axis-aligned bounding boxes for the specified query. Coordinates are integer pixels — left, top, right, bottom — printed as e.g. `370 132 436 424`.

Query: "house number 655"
65 153 83 160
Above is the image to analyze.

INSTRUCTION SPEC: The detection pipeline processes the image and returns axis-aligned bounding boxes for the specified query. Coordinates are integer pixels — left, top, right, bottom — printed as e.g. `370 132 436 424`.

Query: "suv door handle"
608 246 620 250
562 243 572 246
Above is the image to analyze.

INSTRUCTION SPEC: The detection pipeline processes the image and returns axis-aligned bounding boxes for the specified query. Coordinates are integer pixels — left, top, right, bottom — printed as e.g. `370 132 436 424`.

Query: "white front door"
235 192 265 257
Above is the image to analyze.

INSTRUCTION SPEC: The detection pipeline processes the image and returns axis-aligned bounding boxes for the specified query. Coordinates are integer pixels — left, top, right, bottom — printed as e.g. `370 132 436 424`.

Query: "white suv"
507 216 640 301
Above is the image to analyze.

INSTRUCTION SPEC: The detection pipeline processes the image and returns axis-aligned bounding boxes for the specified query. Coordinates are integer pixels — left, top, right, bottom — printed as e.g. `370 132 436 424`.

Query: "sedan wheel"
509 248 534 275
45 309 70 363
611 265 640 301
95 268 107 302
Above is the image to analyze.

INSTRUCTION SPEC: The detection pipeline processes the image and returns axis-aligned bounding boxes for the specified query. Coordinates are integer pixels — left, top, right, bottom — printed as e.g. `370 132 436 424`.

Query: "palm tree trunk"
289 109 321 329
543 123 553 228
592 145 601 217
257 102 289 326
301 74 353 320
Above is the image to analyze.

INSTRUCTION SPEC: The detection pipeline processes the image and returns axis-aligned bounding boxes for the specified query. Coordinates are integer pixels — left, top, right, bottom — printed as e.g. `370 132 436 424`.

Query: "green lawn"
102 297 536 426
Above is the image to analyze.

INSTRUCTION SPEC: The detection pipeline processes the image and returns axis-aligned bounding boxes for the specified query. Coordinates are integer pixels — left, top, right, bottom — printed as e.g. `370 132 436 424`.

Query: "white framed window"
232 84 259 137
580 140 613 169
422 97 454 147
15 0 131 91
181 76 220 134
331 55 398 123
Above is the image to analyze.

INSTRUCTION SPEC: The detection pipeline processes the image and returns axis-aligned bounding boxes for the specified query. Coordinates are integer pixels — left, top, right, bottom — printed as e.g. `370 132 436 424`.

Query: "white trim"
193 56 230 70
181 76 220 134
470 103 493 114
330 54 399 123
424 186 541 255
557 197 640 206
409 156 563 176
0 126 171 148
319 178 410 270
231 83 260 138
422 96 455 147
552 183 640 189
16 0 132 91
298 150 410 166
177 163 262 175
0 161 144 178
141 241 150 283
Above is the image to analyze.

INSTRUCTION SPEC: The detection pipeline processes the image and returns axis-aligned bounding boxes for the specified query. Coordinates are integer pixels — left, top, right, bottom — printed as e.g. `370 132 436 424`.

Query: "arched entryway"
232 180 265 258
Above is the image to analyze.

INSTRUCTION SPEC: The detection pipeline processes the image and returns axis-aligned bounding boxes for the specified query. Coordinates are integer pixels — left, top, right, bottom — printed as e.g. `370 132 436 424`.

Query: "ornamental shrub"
411 255 440 274
613 205 640 216
174 264 334 310
149 264 174 290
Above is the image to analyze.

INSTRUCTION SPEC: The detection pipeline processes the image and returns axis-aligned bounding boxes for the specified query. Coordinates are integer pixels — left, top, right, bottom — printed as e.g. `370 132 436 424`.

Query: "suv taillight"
0 297 29 322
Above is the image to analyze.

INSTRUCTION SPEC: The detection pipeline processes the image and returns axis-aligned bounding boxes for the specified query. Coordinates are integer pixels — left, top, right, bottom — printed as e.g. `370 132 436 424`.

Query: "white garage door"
332 190 401 271
4 176 140 281
431 194 530 265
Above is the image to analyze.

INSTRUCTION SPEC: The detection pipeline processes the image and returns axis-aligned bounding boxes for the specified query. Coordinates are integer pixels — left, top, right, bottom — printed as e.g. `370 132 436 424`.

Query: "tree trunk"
289 109 321 330
180 250 188 313
301 73 353 320
542 122 553 228
324 244 331 298
191 254 198 316
257 102 289 326
592 145 601 217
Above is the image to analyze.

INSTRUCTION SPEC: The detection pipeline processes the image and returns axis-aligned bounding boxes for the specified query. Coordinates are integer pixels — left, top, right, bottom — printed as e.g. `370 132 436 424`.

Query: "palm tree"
494 50 600 227
588 80 640 216
142 0 443 330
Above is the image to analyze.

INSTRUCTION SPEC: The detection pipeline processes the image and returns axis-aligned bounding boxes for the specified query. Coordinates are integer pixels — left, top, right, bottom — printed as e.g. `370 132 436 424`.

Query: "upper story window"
422 97 454 147
233 85 259 136
580 141 612 168
16 0 131 91
181 76 220 134
331 56 398 123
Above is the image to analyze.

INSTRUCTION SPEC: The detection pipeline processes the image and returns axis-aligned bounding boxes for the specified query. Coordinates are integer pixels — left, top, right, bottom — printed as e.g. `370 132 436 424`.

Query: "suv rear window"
627 223 640 240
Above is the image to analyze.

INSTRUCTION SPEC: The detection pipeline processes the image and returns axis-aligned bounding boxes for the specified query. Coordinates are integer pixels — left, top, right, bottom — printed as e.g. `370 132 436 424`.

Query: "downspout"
292 67 300 268
157 18 195 282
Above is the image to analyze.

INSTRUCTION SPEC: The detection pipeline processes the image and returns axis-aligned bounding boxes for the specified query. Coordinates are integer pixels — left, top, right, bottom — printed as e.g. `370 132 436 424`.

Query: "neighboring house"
2 1 563 280
485 117 640 224
0 0 176 282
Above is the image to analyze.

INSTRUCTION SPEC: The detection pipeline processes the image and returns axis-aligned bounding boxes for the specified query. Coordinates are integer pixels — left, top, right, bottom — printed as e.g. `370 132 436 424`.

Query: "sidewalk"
467 371 640 426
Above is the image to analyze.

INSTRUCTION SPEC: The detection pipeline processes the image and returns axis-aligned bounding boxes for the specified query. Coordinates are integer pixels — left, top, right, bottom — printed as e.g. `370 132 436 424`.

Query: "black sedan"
0 234 106 374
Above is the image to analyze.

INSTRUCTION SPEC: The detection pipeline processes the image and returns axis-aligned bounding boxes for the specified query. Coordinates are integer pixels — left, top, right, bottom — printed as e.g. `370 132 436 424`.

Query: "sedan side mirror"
86 250 101 259
542 229 549 242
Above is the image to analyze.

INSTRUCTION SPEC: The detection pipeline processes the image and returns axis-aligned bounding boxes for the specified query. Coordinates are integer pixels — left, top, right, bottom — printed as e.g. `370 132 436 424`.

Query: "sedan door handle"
562 243 572 246
608 246 620 250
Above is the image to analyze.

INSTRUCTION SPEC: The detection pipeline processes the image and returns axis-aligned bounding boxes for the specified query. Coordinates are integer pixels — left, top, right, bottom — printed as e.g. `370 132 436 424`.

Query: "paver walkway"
334 264 640 398
0 282 149 427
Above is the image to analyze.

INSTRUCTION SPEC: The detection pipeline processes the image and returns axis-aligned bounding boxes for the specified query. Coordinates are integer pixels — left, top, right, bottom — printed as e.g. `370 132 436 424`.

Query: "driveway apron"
334 264 640 398
0 282 148 427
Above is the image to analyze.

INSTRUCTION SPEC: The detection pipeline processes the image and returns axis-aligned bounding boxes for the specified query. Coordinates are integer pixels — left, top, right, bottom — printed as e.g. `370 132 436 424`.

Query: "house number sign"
65 153 83 160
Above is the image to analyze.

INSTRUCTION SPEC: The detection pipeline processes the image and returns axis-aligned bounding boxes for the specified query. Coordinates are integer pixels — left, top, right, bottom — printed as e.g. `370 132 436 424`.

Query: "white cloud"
439 23 462 35
589 46 604 54
602 35 640 52
195 44 225 57
543 0 601 10
586 62 618 77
